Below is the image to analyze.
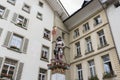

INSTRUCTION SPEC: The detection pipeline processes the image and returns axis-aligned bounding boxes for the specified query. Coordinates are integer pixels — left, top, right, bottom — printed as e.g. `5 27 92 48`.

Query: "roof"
46 0 69 20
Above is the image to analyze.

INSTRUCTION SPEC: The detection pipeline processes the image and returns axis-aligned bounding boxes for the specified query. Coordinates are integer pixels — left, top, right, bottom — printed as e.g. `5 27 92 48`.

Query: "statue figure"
54 36 64 61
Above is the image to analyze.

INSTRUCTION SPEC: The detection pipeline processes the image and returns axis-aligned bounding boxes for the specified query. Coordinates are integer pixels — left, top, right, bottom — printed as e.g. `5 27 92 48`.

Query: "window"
39 1 43 7
38 68 47 80
1 58 17 79
7 0 16 5
3 31 29 53
85 37 93 53
0 58 24 80
12 13 29 29
102 55 113 74
41 45 49 61
94 15 102 26
22 3 31 13
97 30 107 48
75 42 81 57
83 22 90 33
88 60 96 77
77 64 83 80
9 34 23 50
73 28 79 38
37 12 43 20
43 29 51 40
0 5 10 19
114 1 120 8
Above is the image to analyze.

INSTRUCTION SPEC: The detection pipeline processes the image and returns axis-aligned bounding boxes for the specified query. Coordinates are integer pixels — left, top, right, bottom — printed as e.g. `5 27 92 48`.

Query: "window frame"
22 3 31 13
85 37 93 53
75 42 81 57
1 58 18 79
88 60 96 77
77 64 83 80
41 45 49 62
102 55 113 74
38 68 47 80
37 12 43 21
83 22 90 33
38 1 43 7
43 28 51 41
73 28 80 38
7 0 16 5
94 15 102 26
97 30 107 49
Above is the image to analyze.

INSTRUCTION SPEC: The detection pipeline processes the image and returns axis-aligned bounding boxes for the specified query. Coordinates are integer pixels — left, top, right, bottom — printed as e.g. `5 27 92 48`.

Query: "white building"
106 0 120 60
0 0 68 80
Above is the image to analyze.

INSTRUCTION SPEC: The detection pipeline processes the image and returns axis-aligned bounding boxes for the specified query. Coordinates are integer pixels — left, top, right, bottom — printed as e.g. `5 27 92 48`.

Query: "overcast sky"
60 0 84 15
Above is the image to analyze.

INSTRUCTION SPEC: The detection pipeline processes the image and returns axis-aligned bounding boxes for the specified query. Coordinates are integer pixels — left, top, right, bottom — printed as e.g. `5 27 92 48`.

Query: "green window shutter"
11 13 18 24
0 57 3 69
22 38 29 53
2 9 10 20
16 62 24 80
0 28 3 36
3 31 12 47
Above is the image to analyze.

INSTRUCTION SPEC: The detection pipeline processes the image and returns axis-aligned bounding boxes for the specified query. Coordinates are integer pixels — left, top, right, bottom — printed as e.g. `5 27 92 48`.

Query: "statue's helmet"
57 36 62 41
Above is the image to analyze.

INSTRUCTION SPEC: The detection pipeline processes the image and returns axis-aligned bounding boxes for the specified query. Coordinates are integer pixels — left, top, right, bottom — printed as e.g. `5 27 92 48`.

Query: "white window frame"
98 30 107 47
1 59 17 79
39 68 47 80
41 45 49 60
43 29 51 40
88 60 96 77
22 3 31 13
86 37 93 53
9 34 23 50
94 15 102 26
77 64 83 80
74 29 79 38
75 42 81 56
7 0 16 5
37 12 43 20
102 55 113 74
83 22 90 32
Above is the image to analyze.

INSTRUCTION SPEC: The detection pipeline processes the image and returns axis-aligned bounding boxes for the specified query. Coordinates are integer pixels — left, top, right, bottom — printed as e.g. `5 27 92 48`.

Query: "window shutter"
23 18 29 28
0 57 3 69
0 28 3 36
3 31 12 47
22 38 29 53
2 9 10 19
16 62 24 80
11 13 18 24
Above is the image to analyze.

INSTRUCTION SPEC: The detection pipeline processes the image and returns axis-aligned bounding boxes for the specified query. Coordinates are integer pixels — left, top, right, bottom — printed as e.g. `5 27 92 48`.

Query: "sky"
60 0 84 15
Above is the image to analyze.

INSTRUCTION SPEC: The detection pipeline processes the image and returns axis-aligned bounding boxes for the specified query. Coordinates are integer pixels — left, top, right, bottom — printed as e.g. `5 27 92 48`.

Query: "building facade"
63 0 120 80
0 0 55 80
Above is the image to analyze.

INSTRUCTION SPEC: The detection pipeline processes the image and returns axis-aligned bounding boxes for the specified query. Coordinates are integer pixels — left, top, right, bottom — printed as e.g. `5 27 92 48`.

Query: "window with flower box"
0 58 24 80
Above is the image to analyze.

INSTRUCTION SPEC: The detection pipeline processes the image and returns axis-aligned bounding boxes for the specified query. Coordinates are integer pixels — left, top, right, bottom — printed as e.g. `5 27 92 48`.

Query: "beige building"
52 0 120 80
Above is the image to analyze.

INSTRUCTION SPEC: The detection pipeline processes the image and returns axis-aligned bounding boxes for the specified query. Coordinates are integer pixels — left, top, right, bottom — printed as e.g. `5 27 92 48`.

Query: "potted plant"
88 75 99 80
